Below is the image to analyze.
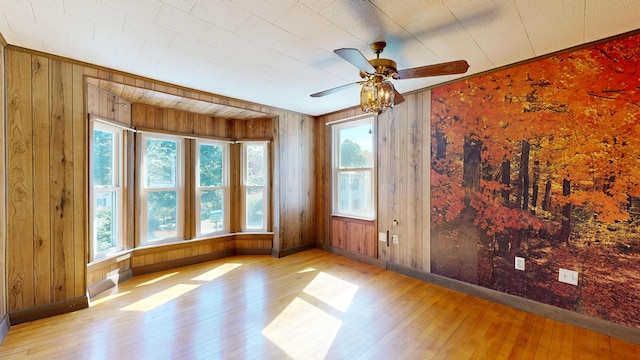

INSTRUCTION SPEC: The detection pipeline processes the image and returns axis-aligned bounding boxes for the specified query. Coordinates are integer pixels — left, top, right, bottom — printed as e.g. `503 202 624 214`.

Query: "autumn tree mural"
431 33 640 328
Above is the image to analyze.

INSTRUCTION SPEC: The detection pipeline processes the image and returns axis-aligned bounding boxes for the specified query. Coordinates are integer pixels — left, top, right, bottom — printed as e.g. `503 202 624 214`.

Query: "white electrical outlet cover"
559 268 578 285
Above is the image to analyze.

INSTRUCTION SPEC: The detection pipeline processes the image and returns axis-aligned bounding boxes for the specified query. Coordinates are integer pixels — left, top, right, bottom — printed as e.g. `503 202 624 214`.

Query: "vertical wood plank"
32 54 52 306
50 59 75 301
0 41 8 318
7 49 35 311
422 90 432 272
73 64 87 297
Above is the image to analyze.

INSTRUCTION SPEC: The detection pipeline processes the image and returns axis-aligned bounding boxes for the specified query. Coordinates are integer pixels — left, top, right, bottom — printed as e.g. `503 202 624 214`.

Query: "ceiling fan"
311 41 469 115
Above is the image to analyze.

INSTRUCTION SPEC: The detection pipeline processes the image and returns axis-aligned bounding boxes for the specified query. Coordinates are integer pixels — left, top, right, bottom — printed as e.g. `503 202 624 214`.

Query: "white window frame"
140 133 185 244
332 116 376 220
90 120 124 260
195 139 229 236
241 141 269 232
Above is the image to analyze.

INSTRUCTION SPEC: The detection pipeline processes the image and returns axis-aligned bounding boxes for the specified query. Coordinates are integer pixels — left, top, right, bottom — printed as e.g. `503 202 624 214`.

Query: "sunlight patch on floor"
303 272 359 312
191 263 242 282
121 284 199 312
90 291 131 307
262 297 342 359
298 267 317 273
135 272 179 287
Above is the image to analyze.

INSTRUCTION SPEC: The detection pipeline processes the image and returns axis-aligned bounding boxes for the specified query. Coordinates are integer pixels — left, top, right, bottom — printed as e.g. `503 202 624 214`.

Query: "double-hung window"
332 116 376 219
91 121 124 259
242 142 269 231
140 133 184 243
196 140 229 236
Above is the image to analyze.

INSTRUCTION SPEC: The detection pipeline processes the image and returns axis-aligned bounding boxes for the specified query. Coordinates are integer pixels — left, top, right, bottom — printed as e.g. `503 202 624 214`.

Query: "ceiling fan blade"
334 48 376 73
394 89 405 105
394 60 469 80
310 82 362 97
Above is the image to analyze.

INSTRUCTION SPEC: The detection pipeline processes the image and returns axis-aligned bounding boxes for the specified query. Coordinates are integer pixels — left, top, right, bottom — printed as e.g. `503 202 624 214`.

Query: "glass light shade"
360 78 395 115
360 80 379 114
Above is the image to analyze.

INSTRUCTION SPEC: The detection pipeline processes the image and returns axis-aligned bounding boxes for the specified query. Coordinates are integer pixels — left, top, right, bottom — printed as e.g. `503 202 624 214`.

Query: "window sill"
88 232 275 269
331 214 376 222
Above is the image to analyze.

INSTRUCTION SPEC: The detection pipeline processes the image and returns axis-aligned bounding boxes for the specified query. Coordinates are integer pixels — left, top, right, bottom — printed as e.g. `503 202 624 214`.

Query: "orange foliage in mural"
431 33 640 328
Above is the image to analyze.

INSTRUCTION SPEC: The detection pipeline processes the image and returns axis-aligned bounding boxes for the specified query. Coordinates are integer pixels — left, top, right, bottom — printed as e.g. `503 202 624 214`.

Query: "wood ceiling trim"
86 77 272 120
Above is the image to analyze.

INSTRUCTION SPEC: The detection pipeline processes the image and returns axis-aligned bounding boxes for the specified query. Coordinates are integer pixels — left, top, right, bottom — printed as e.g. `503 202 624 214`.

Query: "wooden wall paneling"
32 54 52 306
184 111 194 134
7 49 35 312
85 84 131 125
49 59 76 301
393 97 412 267
86 84 99 116
277 115 289 249
331 218 345 249
124 130 136 250
229 143 241 233
313 118 324 248
283 114 297 248
421 91 432 272
303 116 316 245
73 63 89 298
405 93 423 270
0 40 7 320
377 109 392 262
376 91 432 271
271 117 280 252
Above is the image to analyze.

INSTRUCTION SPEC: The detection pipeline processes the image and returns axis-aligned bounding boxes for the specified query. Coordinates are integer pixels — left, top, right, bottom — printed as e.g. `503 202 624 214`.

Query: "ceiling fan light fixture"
360 77 395 115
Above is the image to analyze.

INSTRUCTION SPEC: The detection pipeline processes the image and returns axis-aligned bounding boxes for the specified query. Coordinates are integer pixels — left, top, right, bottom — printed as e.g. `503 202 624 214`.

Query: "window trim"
195 139 230 237
331 115 377 221
139 132 186 245
90 119 125 260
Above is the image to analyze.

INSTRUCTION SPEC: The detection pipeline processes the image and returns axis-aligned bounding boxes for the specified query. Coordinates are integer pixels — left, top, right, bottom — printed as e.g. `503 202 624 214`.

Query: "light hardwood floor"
0 249 638 359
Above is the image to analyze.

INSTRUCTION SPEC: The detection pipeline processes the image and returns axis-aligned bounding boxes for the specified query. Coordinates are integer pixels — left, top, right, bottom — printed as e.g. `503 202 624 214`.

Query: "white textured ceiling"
1 0 639 116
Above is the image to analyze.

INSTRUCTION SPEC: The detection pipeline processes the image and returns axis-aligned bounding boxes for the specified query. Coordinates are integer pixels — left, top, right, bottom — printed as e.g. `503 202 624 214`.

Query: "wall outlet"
392 234 398 244
559 268 578 285
515 256 525 271
379 232 387 242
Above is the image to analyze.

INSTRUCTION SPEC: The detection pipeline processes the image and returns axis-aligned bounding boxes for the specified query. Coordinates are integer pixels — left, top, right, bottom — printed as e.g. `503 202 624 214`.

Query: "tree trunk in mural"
500 160 511 203
460 136 481 284
543 177 552 211
497 159 511 255
517 140 530 211
431 123 449 274
434 126 447 162
531 160 540 215
560 179 572 243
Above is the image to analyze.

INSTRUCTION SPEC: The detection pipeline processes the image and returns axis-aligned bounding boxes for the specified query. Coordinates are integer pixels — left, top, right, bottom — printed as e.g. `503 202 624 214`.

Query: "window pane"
339 124 373 168
246 188 264 229
338 171 373 217
147 191 178 241
93 129 114 186
246 145 265 186
146 138 177 188
199 143 223 187
200 189 224 234
94 191 117 251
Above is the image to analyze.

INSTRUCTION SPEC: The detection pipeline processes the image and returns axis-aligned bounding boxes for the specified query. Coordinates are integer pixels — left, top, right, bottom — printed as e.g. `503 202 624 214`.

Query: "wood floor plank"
0 249 638 359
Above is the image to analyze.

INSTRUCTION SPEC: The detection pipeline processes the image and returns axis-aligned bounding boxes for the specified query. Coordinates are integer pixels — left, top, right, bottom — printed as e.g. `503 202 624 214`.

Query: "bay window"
242 142 269 231
140 134 185 243
90 120 124 259
196 140 229 236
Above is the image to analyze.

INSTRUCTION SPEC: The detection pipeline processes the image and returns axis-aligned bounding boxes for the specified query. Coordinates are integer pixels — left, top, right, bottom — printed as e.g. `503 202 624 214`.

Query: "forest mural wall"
430 33 640 329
